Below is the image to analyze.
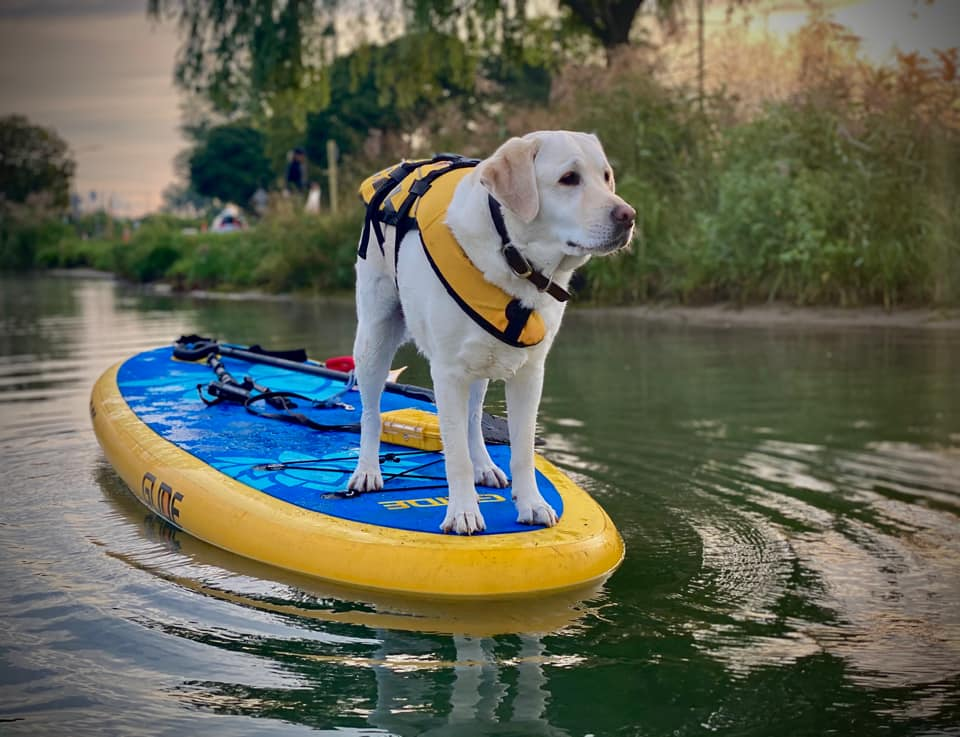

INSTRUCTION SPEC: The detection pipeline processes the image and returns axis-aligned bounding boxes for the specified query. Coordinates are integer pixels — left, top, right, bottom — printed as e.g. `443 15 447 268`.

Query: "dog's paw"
515 498 559 527
474 461 509 489
348 464 383 492
440 503 486 535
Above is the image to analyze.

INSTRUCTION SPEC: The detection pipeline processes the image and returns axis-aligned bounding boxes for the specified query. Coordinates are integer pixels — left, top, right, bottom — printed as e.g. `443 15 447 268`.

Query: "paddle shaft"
197 341 436 404
175 336 513 444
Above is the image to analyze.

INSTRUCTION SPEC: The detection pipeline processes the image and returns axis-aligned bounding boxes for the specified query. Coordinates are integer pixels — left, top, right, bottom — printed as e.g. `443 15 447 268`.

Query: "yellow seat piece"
380 408 444 451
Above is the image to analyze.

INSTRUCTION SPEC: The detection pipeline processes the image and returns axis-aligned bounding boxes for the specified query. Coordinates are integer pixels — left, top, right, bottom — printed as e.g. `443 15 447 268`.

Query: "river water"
1 273 958 736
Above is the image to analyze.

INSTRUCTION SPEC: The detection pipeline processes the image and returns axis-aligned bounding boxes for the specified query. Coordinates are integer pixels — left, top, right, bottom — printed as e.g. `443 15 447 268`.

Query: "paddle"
174 335 517 445
174 334 435 403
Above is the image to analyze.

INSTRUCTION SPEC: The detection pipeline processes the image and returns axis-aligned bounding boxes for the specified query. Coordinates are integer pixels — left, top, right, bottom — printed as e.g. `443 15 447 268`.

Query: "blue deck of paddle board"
116 346 562 534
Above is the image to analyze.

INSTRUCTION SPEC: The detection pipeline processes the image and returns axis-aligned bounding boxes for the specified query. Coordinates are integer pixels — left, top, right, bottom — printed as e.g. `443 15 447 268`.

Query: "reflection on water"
1 274 959 736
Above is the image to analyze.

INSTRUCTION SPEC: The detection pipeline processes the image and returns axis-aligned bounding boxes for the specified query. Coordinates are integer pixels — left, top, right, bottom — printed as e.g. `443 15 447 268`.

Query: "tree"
560 0 648 51
188 124 272 206
406 0 677 60
149 0 661 118
305 30 475 166
148 0 324 116
0 115 76 209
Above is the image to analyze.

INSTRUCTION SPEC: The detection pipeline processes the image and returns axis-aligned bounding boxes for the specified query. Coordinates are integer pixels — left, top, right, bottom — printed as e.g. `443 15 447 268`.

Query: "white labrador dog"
349 130 635 534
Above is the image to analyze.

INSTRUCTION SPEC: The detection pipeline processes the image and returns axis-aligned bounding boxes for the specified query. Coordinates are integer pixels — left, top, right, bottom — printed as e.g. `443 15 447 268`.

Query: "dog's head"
477 130 635 257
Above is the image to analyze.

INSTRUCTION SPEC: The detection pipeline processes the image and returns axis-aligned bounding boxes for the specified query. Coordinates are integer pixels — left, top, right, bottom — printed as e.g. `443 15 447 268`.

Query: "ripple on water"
4 275 960 735
673 433 960 686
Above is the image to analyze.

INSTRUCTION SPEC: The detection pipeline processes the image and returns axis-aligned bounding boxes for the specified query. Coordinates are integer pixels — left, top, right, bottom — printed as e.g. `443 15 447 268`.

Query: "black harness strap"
391 157 480 274
503 299 535 344
359 154 477 260
359 157 434 259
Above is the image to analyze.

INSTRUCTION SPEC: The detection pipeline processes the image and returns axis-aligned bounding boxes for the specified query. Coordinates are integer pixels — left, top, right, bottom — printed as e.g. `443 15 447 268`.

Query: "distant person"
304 181 321 214
285 147 307 193
250 187 269 217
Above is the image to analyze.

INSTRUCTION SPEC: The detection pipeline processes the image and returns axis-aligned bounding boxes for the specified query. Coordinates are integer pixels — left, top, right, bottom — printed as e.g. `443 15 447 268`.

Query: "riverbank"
602 303 960 331
52 269 958 332
147 277 960 331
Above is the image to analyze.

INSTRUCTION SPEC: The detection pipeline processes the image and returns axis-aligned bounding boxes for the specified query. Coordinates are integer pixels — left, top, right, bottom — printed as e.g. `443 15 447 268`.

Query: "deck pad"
116 346 563 534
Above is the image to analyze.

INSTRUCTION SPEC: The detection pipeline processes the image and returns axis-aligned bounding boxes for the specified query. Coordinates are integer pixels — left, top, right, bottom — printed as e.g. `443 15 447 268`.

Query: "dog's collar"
487 195 571 303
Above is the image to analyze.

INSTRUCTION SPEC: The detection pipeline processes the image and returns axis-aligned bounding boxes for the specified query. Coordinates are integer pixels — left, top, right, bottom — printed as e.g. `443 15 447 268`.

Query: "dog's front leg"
434 369 486 534
505 366 558 527
468 379 509 489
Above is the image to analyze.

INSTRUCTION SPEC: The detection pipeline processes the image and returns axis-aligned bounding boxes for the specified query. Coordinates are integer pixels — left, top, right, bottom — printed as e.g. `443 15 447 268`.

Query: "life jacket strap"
390 157 480 273
358 155 477 260
359 158 429 259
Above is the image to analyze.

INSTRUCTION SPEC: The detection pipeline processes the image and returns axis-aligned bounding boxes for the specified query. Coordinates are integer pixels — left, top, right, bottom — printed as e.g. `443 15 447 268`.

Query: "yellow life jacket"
358 156 545 348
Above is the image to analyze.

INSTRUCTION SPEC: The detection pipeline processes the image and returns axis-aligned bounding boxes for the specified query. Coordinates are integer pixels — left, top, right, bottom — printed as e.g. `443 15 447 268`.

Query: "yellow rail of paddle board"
90 362 624 599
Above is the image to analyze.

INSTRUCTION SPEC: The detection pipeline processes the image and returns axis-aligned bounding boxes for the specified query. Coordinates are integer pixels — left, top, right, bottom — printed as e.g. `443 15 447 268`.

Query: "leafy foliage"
0 115 76 209
188 124 273 206
36 209 361 293
148 0 323 115
151 0 671 124
304 30 475 167
579 34 959 306
0 205 71 270
8 5 958 309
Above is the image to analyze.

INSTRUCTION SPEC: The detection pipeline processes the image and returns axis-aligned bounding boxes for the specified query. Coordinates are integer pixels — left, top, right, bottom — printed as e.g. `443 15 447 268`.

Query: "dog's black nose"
611 204 636 228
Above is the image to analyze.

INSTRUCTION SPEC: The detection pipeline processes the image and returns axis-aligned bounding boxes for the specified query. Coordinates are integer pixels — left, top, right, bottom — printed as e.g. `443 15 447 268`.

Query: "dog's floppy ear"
478 136 541 224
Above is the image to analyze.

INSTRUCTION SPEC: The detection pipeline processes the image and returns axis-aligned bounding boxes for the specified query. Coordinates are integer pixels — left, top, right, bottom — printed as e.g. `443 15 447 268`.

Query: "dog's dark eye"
558 171 581 186
604 170 612 184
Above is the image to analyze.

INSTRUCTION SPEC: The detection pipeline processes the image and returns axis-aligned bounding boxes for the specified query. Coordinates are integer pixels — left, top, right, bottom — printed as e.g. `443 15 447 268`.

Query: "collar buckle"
502 244 533 278
488 194 569 302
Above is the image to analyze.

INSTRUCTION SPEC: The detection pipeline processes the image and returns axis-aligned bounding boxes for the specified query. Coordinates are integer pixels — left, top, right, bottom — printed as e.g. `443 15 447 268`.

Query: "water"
1 273 958 736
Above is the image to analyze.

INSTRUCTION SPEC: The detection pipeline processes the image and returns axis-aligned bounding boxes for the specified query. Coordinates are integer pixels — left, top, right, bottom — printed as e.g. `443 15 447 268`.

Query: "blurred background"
1 0 958 306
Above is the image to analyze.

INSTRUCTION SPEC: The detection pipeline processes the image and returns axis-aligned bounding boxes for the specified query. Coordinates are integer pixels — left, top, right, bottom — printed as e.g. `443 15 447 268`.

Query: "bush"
0 205 71 270
104 219 184 282
164 208 362 293
35 234 115 270
250 208 362 292
521 30 960 307
4 200 362 294
686 76 959 306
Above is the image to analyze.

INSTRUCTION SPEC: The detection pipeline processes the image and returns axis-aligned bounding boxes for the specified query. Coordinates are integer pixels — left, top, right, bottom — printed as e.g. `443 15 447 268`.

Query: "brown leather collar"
487 195 570 303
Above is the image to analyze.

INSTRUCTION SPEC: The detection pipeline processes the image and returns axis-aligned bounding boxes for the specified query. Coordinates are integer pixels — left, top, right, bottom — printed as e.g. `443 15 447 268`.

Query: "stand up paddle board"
90 337 624 598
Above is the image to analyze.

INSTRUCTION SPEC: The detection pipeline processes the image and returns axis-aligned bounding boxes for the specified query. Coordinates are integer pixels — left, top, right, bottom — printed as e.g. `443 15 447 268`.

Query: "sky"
0 0 958 217
763 0 960 59
0 1 183 215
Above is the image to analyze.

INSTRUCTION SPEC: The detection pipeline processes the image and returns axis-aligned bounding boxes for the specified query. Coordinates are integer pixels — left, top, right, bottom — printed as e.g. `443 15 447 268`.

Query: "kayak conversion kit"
90 335 624 598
